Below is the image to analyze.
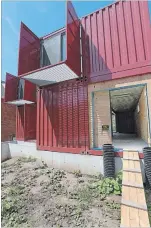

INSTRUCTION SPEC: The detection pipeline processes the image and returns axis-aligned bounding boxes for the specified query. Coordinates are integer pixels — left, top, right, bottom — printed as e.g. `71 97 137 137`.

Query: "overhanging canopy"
22 63 78 86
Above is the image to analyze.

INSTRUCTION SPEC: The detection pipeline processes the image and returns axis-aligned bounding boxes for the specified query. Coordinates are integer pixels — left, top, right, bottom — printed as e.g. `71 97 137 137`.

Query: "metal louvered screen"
18 23 40 75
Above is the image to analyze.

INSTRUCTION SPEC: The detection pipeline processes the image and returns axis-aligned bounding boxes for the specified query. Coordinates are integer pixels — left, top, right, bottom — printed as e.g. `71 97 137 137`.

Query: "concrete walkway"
113 133 148 152
121 151 150 227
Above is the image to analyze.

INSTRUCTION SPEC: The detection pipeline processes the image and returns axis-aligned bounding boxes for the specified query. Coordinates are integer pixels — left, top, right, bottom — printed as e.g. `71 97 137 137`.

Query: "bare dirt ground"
145 185 151 225
1 157 121 228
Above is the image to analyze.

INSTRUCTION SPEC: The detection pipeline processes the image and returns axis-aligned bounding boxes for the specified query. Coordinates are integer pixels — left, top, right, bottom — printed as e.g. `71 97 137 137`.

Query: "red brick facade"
1 98 16 142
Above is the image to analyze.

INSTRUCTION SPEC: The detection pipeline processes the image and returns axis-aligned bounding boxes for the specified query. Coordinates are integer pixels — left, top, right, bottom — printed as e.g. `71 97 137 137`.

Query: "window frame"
40 31 66 68
61 32 66 62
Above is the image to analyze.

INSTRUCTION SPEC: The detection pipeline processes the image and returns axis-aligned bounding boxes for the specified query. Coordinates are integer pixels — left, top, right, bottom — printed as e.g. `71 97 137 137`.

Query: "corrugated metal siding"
16 106 24 140
81 24 90 78
18 22 40 76
37 80 89 152
81 0 151 83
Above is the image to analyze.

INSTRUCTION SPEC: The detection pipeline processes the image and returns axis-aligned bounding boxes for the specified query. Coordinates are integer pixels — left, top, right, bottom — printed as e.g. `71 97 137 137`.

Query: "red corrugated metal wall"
37 80 89 153
81 24 90 78
81 0 151 83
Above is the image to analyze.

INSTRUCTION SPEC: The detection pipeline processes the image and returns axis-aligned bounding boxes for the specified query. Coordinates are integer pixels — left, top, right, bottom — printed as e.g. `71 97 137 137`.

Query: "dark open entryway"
110 85 149 150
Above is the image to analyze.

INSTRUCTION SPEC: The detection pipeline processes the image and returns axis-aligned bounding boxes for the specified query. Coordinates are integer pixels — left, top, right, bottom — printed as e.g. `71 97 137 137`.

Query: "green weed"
2 198 27 227
106 201 120 209
17 156 37 163
90 172 122 196
73 170 82 178
7 185 25 196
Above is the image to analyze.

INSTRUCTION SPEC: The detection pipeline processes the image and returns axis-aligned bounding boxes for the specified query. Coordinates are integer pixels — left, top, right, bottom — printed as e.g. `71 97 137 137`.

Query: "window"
61 33 66 61
18 79 25 99
40 32 66 67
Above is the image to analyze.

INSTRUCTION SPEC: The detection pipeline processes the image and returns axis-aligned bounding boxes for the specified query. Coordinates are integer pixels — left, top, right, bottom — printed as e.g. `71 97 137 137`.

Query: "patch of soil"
145 185 151 225
1 157 121 227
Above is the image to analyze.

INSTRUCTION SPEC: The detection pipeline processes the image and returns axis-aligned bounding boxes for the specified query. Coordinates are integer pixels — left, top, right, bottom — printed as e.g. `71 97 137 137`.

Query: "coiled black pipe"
103 144 115 178
143 147 151 187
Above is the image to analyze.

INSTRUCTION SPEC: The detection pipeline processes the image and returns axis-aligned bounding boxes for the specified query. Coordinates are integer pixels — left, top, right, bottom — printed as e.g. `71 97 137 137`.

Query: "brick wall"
1 98 16 142
93 91 112 148
88 74 151 148
135 87 150 144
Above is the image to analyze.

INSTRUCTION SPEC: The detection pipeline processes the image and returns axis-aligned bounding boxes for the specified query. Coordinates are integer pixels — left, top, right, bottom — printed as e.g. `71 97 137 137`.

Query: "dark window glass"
18 79 24 99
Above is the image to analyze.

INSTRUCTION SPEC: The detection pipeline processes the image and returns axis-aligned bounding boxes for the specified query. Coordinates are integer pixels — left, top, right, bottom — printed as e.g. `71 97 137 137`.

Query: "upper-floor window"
40 32 66 68
61 33 66 61
18 79 25 99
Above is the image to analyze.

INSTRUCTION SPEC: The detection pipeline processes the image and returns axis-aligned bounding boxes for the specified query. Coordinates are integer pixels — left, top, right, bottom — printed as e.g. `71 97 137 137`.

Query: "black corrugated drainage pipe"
143 147 151 187
103 144 115 178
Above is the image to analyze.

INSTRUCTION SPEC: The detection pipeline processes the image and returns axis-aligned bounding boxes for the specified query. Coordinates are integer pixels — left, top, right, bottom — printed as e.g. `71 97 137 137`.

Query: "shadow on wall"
82 25 112 149
81 24 112 82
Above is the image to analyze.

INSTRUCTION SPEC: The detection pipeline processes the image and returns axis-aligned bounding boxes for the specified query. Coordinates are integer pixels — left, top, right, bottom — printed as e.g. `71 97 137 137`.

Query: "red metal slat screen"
16 104 37 141
24 81 37 103
18 22 40 76
5 73 19 102
37 80 89 153
81 0 151 83
66 1 81 77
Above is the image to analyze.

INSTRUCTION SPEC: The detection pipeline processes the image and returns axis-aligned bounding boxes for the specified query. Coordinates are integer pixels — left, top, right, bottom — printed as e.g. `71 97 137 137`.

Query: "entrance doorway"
110 85 149 151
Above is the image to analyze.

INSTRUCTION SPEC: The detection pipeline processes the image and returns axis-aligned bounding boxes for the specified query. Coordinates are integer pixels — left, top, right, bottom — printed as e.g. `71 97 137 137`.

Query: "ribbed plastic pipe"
143 147 151 187
103 144 115 178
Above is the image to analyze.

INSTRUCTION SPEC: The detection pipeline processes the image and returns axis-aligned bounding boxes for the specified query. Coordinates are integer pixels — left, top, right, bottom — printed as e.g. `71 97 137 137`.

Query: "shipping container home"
4 0 151 157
